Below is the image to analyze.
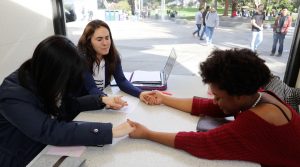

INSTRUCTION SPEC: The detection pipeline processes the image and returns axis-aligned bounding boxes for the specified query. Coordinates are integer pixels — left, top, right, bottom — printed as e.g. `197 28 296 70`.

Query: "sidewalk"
67 18 294 79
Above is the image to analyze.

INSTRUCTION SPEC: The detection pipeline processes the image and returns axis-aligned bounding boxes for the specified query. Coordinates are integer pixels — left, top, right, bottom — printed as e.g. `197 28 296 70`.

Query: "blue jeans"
271 32 286 54
205 26 215 44
200 26 206 39
250 31 263 51
193 24 202 36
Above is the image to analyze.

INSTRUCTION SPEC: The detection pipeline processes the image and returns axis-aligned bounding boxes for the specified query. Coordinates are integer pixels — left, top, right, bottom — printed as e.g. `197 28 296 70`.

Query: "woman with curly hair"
128 48 300 167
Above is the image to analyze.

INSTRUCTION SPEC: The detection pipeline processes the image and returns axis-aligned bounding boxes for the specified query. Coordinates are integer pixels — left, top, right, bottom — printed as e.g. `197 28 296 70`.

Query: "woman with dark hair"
78 20 152 104
128 48 300 167
0 35 134 167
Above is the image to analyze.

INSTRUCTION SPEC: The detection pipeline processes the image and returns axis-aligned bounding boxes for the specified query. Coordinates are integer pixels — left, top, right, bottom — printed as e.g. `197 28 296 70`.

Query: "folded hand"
139 90 166 105
102 96 128 110
127 119 150 139
112 121 135 138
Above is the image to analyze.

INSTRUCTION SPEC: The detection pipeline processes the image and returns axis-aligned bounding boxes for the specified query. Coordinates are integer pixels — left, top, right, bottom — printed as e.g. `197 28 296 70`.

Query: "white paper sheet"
130 70 161 84
46 146 86 157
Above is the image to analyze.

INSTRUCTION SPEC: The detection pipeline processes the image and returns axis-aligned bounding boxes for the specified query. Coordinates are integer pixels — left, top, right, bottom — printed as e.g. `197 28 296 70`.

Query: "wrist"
100 95 108 104
139 91 144 99
112 127 117 138
160 94 167 104
145 130 153 140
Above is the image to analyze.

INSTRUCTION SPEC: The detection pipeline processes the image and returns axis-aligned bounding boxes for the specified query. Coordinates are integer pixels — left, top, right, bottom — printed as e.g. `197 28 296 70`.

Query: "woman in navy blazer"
0 35 134 166
77 20 152 103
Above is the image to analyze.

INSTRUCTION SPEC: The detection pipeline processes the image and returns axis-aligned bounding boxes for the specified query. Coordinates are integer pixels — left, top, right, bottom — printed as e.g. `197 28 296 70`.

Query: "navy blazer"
0 71 112 167
84 59 142 98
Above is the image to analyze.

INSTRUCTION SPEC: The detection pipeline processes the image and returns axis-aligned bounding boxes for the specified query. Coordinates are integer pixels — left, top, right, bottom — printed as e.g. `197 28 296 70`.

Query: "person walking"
270 7 292 57
199 6 210 40
192 7 204 37
250 4 265 52
204 7 219 45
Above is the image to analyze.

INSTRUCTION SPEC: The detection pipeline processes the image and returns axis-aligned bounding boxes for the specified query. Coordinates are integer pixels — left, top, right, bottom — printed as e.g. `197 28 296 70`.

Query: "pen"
161 91 172 95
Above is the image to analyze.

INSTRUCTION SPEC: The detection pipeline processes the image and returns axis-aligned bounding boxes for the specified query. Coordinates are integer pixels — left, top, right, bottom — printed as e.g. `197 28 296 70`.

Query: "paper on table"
103 95 138 114
124 72 133 80
131 70 161 84
46 146 86 157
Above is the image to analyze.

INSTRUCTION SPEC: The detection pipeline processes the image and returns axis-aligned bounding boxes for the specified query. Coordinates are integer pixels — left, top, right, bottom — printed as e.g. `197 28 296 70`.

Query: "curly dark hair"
200 48 271 96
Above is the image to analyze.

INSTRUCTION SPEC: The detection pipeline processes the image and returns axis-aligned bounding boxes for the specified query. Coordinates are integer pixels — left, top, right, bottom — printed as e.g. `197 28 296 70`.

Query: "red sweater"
174 93 300 167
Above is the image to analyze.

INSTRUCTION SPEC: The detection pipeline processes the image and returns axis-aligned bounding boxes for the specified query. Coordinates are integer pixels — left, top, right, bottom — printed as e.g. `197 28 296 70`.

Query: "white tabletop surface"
28 75 260 167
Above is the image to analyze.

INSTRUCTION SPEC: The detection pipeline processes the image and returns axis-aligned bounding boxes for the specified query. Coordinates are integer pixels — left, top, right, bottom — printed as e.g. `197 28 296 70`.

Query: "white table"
28 75 259 167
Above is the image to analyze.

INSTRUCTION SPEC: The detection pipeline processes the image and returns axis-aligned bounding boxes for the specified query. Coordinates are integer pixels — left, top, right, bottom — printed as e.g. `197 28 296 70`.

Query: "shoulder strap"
261 101 290 122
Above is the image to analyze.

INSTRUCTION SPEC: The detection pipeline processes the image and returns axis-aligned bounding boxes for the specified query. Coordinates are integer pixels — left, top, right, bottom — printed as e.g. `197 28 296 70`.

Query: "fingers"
140 91 156 105
112 121 136 138
114 96 127 105
127 119 141 130
109 104 123 110
140 91 162 105
127 119 136 127
105 96 128 110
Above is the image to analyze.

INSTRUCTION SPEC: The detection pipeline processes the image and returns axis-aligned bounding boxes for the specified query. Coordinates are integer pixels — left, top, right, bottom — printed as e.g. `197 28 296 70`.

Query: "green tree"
116 0 131 11
128 0 136 15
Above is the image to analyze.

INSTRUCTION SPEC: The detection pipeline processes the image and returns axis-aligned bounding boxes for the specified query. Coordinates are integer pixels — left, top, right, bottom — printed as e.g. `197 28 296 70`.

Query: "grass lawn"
160 7 297 23
173 7 232 20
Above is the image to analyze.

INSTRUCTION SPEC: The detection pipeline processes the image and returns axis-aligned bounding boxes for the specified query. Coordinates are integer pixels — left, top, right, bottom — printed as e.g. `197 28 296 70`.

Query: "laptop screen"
162 48 177 82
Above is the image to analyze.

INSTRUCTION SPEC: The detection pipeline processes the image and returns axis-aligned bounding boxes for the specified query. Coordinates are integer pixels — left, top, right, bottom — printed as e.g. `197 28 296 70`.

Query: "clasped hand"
139 90 167 105
112 119 149 139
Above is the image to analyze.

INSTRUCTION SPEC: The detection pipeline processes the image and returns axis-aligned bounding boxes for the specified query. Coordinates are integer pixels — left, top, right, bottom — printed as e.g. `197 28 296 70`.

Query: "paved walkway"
67 18 294 79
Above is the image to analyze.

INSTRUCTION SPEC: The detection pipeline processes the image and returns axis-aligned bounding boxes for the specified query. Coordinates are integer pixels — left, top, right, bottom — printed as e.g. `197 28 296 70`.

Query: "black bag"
196 116 233 132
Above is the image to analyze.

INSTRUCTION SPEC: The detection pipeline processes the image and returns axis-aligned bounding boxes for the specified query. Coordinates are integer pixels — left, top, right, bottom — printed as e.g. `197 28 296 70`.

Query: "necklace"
251 92 262 108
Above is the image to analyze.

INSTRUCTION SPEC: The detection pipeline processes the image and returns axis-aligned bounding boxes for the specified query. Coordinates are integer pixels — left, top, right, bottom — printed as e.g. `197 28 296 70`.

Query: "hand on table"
102 96 128 110
127 119 150 139
112 121 135 138
139 90 168 105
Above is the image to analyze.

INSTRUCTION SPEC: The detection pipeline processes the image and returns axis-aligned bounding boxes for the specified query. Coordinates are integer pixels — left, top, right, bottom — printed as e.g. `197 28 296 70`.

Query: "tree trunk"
214 0 217 11
128 0 135 15
223 0 229 16
199 0 206 8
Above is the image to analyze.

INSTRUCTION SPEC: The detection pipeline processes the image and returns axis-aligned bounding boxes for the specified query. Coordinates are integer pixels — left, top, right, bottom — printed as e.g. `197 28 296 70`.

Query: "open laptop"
130 48 177 90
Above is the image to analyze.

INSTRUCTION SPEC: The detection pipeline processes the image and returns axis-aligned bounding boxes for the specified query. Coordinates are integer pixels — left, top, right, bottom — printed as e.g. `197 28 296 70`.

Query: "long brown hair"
77 20 120 81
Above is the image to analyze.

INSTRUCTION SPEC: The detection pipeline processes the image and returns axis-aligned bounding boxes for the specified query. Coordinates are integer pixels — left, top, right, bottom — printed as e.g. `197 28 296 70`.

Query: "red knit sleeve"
191 96 226 117
176 107 300 166
175 111 266 161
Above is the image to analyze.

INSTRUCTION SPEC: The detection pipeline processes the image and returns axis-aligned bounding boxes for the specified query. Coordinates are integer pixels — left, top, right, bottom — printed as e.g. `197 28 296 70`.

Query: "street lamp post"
161 0 165 20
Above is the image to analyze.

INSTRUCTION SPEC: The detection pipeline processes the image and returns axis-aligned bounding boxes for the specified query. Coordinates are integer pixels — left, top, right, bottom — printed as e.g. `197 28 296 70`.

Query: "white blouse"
93 60 105 91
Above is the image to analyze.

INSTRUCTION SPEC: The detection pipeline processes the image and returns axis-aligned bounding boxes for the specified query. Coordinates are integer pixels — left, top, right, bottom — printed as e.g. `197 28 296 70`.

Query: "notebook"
130 48 177 90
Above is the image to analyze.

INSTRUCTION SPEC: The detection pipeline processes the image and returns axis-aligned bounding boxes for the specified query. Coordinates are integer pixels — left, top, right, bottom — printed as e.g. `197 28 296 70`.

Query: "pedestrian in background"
204 7 219 45
250 4 265 52
200 6 210 40
192 7 204 37
270 7 292 57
